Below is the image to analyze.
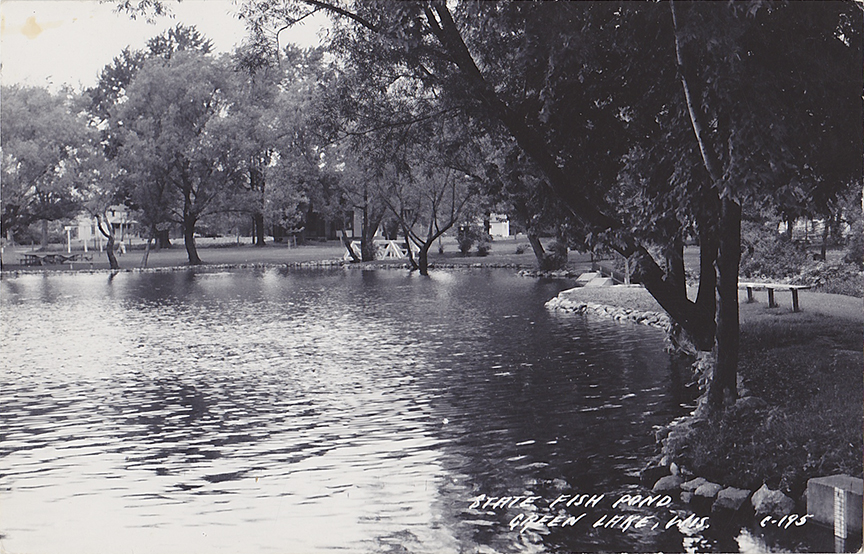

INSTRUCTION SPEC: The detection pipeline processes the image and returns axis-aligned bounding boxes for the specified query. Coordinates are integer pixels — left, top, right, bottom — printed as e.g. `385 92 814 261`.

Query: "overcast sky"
1 0 326 91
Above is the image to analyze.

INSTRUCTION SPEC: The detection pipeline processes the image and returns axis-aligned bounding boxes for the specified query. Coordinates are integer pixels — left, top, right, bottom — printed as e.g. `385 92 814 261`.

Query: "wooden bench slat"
738 282 813 312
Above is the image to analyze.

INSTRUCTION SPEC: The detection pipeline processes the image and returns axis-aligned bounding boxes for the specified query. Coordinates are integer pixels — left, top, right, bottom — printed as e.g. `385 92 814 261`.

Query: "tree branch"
670 0 722 184
298 0 377 32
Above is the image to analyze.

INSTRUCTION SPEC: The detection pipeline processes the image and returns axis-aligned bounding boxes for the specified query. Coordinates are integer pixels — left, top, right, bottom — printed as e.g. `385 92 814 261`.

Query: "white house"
72 205 137 250
488 213 510 237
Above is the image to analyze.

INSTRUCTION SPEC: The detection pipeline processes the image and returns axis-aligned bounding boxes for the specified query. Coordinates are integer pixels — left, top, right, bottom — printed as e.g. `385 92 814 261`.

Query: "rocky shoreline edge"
545 291 673 332
545 287 823 532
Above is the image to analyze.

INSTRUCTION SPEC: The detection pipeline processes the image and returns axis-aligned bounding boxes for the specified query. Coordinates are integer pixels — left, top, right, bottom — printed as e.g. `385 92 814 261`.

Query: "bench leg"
746 287 754 303
792 289 800 312
767 288 777 308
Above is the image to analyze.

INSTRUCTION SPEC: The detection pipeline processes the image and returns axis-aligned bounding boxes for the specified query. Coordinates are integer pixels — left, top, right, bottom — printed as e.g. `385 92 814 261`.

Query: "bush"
457 225 475 255
476 233 492 257
796 261 863 298
515 244 527 255
538 240 568 270
740 221 810 278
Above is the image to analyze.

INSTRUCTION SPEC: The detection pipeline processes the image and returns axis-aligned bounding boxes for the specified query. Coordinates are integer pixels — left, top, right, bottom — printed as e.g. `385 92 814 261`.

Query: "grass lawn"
1 235 600 272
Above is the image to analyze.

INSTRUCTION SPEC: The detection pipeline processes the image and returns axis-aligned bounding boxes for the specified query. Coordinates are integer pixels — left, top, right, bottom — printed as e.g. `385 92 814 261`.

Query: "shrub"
457 225 475 255
538 240 568 270
740 221 810 278
476 233 492 257
515 244 527 255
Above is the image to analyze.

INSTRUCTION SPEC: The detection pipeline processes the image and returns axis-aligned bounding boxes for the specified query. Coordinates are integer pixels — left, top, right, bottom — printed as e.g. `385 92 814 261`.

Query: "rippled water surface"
0 268 824 553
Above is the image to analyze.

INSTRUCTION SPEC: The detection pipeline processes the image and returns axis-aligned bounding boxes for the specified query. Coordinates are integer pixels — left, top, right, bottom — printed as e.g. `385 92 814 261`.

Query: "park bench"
738 281 813 312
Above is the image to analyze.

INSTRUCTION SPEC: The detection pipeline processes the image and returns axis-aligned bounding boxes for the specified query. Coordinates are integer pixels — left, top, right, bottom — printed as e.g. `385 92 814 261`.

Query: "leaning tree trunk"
183 210 202 265
340 228 360 262
710 198 742 408
141 237 153 268
360 211 383 262
96 215 120 270
526 232 546 267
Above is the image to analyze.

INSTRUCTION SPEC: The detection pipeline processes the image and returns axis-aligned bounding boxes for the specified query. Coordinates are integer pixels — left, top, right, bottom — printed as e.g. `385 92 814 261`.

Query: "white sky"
1 0 327 90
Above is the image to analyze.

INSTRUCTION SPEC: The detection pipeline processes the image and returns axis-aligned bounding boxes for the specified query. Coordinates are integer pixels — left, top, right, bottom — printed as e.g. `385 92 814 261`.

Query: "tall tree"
227 45 326 247
114 51 244 264
1 86 92 247
88 24 219 260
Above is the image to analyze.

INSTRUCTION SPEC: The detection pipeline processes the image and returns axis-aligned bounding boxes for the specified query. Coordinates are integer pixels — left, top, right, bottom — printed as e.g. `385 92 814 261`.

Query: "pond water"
0 268 835 553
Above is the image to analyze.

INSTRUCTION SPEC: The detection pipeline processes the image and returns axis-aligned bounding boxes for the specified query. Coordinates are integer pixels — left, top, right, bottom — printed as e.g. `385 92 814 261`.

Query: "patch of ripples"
0 269 730 553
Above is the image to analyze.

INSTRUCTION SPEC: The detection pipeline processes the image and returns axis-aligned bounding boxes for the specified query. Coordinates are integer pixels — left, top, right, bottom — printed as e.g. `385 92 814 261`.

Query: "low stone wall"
341 261 530 271
545 291 673 333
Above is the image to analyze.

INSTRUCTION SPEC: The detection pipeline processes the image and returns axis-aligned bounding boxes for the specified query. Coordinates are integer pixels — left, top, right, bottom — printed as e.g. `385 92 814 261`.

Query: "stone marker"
807 474 863 535
751 484 795 517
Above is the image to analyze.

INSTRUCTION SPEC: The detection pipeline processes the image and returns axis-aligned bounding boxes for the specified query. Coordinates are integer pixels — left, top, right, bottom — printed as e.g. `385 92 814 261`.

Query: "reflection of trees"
395 277 691 552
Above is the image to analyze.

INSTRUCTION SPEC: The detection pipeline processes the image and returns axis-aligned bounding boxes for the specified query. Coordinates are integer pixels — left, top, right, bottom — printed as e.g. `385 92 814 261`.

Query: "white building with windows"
72 205 138 250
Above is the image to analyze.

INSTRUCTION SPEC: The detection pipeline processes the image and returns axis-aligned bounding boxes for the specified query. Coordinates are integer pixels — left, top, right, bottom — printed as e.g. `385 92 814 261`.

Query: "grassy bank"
0 236 599 273
560 285 863 496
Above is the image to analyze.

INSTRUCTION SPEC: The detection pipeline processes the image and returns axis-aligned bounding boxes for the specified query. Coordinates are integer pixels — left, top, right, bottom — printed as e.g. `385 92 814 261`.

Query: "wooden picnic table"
738 281 812 312
18 252 91 266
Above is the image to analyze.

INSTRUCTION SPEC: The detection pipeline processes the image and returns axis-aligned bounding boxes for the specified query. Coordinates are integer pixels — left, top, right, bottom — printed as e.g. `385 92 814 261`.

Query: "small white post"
64 226 72 253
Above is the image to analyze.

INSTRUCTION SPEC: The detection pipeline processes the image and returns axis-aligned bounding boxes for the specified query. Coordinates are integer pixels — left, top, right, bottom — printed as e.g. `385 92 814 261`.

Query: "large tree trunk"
665 236 687 299
693 221 719 346
155 228 170 250
633 247 717 350
105 232 119 270
527 232 546 266
360 208 383 262
417 243 431 276
710 198 742 408
253 212 266 247
41 219 48 249
183 213 201 265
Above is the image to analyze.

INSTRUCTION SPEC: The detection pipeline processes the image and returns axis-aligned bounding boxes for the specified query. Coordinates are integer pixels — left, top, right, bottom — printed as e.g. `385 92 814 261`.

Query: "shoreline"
0 258 565 278
544 283 863 540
